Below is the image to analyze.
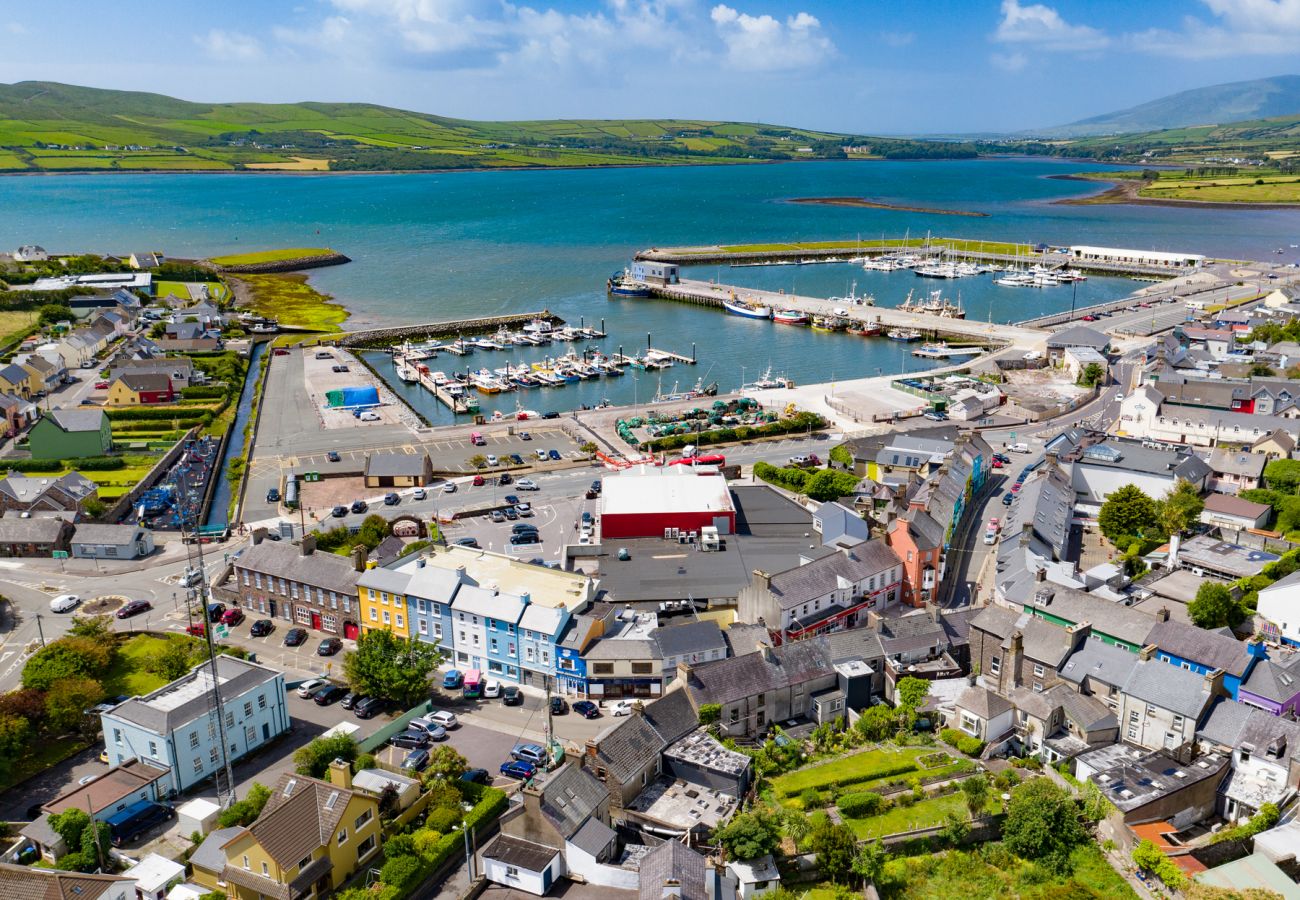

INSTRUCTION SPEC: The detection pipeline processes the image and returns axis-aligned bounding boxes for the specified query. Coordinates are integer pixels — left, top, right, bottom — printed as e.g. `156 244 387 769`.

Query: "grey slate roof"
70 524 148 546
364 452 430 477
1059 638 1138 690
900 508 945 551
590 714 664 785
569 816 617 857
0 518 67 544
642 688 701 745
46 409 106 433
1146 619 1254 679
1046 324 1109 349
190 826 244 874
651 620 726 659
1121 658 1216 719
483 835 559 872
1022 584 1158 647
537 763 609 840
1209 447 1266 479
685 637 832 706
1004 617 1076 667
955 685 1011 720
584 637 659 661
765 541 900 610
236 540 361 595
639 840 708 900
1075 440 1211 483
1056 685 1118 732
1196 697 1300 756
1241 657 1300 704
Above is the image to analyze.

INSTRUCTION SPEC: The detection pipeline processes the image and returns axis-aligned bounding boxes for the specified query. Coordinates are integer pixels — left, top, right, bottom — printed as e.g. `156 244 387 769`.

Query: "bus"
106 799 174 847
462 669 483 699
284 474 300 510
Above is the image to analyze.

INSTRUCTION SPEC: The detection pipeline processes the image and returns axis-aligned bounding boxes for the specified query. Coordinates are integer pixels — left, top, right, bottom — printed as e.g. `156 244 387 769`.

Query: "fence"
358 700 436 754
104 426 202 523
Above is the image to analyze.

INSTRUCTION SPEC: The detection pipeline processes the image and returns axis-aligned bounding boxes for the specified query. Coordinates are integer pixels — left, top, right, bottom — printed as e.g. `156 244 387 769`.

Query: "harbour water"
4 157 1299 420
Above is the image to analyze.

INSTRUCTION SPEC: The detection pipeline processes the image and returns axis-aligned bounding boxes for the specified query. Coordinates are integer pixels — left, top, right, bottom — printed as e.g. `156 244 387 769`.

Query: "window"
337 828 348 845
148 740 158 758
1127 726 1138 740
1033 663 1045 678
989 656 1001 676
1172 715 1184 730
258 694 267 710
193 757 203 774
242 855 250 871
729 708 739 723
592 663 613 675
1032 682 1043 693
298 855 313 872
1129 710 1139 723
243 701 253 717
383 611 391 625
631 662 653 675
354 809 373 830
114 728 122 745
490 638 498 653
246 726 256 744
226 711 235 728
434 624 443 638
262 862 269 876
189 730 199 749
396 615 403 628
419 620 428 635
508 642 515 657
357 834 376 857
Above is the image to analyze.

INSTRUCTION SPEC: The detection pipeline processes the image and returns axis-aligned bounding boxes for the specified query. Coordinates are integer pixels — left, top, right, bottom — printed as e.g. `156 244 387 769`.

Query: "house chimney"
662 879 683 900
754 570 771 590
1167 533 1181 571
350 544 367 572
1035 567 1047 584
1156 607 1170 622
1067 621 1092 651
416 556 426 568
328 758 352 789
927 601 939 624
1204 668 1226 698
252 527 266 546
760 644 776 663
300 534 316 556
1139 644 1156 661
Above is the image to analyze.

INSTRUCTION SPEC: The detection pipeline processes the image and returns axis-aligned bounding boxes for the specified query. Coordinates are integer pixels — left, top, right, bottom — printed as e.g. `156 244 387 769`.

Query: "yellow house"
357 567 411 639
216 763 381 900
0 364 38 400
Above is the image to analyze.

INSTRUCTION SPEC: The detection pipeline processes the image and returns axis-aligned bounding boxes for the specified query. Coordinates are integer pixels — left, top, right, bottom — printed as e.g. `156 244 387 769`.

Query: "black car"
318 637 343 656
509 453 524 466
502 685 523 706
499 472 512 485
460 768 491 785
354 696 385 719
332 505 348 518
503 507 519 521
115 599 152 619
350 499 368 514
510 532 540 545
384 493 400 506
550 696 569 715
266 487 281 503
250 619 275 637
390 729 430 750
512 523 539 535
327 450 341 462
340 691 361 710
312 684 348 706
542 411 560 419
572 700 600 719
454 537 481 548
207 603 226 623
284 628 308 647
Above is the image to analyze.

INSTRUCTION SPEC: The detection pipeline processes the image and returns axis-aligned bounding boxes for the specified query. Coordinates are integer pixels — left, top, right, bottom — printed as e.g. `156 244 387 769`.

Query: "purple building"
1237 655 1300 717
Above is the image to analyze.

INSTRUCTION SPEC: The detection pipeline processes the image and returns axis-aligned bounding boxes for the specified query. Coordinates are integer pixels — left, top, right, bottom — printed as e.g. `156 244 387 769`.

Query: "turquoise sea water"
5 157 1299 420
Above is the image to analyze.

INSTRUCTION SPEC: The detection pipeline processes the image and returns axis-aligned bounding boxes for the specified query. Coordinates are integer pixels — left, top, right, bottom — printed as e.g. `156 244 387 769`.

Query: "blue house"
1145 619 1266 701
518 602 570 689
402 561 462 654
555 614 603 697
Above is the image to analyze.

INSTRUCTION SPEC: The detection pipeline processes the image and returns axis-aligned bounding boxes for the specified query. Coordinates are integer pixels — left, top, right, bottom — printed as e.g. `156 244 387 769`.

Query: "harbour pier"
340 311 560 347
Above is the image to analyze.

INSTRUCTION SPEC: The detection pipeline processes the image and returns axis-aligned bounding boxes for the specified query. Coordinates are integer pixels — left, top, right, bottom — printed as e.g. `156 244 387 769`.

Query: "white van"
1007 442 1031 454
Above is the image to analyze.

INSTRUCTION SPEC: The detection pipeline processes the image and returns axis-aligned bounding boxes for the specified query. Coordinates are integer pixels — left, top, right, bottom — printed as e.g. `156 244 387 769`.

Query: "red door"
343 621 359 640
310 612 322 630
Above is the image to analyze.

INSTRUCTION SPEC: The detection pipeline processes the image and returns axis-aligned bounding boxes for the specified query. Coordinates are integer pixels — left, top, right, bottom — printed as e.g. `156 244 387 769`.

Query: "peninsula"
788 197 990 217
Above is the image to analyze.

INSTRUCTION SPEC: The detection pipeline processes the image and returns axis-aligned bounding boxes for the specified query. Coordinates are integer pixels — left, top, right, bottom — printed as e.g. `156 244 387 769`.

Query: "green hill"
0 80 863 173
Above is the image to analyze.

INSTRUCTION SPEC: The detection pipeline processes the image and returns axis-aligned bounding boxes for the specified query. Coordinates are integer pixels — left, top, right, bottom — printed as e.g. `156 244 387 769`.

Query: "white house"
727 855 781 900
482 835 563 895
122 853 185 900
1120 387 1300 449
1070 437 1211 511
947 685 1014 744
1257 570 1300 648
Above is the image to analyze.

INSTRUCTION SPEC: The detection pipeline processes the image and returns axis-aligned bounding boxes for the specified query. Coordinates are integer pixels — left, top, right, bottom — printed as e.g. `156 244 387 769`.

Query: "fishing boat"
913 341 982 358
846 319 883 337
773 309 810 326
887 328 923 342
470 369 512 393
742 366 794 390
811 315 848 332
862 256 907 271
828 280 875 307
722 298 772 319
899 289 965 318
607 270 653 298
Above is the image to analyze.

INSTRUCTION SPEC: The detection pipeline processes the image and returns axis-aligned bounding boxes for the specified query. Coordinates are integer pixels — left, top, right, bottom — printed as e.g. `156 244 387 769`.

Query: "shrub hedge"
0 456 126 472
641 412 826 452
837 791 886 818
940 728 986 758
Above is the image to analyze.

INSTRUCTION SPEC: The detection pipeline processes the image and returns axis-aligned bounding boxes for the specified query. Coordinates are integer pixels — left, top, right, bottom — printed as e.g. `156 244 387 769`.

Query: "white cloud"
1126 1 1300 57
710 5 834 71
5 22 27 36
197 29 263 61
880 30 914 48
993 0 1109 51
990 51 1029 72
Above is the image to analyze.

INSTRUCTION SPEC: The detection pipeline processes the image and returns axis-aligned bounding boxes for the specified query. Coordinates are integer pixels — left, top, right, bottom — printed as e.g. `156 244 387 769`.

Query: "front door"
311 612 322 630
268 599 276 617
343 621 359 640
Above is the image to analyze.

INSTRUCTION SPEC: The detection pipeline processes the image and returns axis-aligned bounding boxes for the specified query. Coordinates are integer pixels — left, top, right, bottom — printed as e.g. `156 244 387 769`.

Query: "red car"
94 381 110 389
220 608 245 626
185 622 206 637
273 348 290 356
472 474 485 486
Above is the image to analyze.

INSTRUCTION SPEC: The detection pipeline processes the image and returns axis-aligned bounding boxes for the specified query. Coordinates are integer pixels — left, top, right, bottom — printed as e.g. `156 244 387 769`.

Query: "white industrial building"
99 656 289 795
1069 245 1204 269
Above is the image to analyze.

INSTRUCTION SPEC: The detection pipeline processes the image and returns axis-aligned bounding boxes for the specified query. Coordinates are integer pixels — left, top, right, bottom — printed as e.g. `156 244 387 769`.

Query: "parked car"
542 411 560 419
412 488 427 501
266 487 281 503
206 603 225 622
516 479 538 491
490 510 506 523
504 494 520 506
548 449 561 461
313 684 348 706
509 453 524 466
284 628 308 647
461 768 490 785
116 599 151 619
502 686 523 706
50 594 80 613
220 608 245 627
340 691 361 710
486 454 499 466
472 475 485 486
515 502 532 516
1002 492 1015 506
185 623 206 637
983 529 998 545
317 637 343 656
499 472 512 485
550 696 569 716
512 523 539 535
443 482 457 493
327 451 341 462
429 710 458 729
482 680 502 699
511 743 547 766
500 760 536 780
510 532 540 545
250 619 275 637
390 729 430 750
297 678 329 699
402 749 431 772
331 505 348 518
350 499 368 514
453 537 480 549
610 700 635 717
503 507 519 521
94 380 110 389
535 449 548 461
590 479 602 495
442 670 464 689
354 696 386 719
359 411 381 422
923 410 947 421
572 700 600 719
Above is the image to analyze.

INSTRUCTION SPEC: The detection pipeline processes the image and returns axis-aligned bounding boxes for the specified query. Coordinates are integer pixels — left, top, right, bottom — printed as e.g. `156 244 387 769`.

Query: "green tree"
1001 779 1087 872
938 810 970 844
1132 838 1164 873
714 809 782 860
468 454 487 469
698 703 721 726
850 840 887 888
960 774 990 817
782 808 812 845
1158 479 1204 537
342 629 443 708
217 782 271 827
355 514 391 551
425 745 468 781
0 713 31 774
895 676 930 711
804 469 859 502
44 677 104 734
854 705 901 742
810 818 858 883
1264 458 1300 493
66 615 113 641
293 733 359 778
1078 362 1105 387
38 304 73 327
1098 484 1159 542
149 638 199 682
1188 582 1245 629
22 636 114 691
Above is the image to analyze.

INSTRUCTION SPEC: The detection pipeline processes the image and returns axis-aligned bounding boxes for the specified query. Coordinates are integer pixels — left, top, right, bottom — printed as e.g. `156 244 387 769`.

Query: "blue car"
548 449 561 460
443 670 463 689
500 760 536 780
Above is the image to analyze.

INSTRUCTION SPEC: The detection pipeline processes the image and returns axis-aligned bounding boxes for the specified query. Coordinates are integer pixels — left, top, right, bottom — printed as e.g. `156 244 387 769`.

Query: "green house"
28 409 113 460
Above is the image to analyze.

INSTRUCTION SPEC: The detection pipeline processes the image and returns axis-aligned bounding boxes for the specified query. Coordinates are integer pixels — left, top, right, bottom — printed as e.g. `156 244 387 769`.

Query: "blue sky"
3 0 1299 133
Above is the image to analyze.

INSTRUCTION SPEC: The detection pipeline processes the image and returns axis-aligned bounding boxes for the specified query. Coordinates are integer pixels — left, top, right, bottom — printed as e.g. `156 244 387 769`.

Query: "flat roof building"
1069 246 1205 269
600 465 736 539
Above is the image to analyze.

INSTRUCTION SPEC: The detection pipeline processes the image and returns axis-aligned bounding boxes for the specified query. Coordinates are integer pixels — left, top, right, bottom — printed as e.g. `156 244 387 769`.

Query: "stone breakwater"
339 311 562 347
211 252 352 274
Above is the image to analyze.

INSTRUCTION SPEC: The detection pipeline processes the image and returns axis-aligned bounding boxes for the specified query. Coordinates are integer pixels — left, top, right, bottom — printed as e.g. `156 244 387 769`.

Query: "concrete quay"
646 278 1048 346
338 310 559 347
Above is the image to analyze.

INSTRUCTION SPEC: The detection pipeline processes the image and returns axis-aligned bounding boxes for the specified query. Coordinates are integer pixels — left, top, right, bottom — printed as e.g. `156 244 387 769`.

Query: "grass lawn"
1142 177 1300 203
773 746 930 797
717 237 1030 255
103 634 187 697
0 736 91 793
879 844 1136 900
844 792 999 841
210 247 335 266
155 280 191 301
0 310 38 345
234 273 349 332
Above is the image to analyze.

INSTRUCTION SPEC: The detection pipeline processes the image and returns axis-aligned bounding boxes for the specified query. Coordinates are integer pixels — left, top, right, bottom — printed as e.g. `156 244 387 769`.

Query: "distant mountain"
1030 75 1300 138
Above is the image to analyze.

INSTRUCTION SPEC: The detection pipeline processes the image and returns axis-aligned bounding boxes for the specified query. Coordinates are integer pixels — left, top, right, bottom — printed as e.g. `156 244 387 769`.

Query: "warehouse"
1069 246 1204 270
599 465 735 539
